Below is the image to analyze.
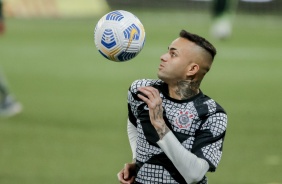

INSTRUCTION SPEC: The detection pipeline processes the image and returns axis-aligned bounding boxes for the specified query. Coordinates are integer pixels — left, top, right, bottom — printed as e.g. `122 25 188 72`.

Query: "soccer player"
117 30 227 184
0 0 22 117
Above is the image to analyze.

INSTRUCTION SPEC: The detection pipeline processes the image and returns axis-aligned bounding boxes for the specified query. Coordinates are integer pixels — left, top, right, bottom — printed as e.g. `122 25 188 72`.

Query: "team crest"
174 111 194 129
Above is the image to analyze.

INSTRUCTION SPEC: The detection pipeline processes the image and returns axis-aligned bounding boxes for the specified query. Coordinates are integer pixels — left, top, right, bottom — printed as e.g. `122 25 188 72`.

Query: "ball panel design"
94 10 146 62
123 24 141 41
98 50 109 60
105 11 124 21
101 29 116 49
117 51 137 61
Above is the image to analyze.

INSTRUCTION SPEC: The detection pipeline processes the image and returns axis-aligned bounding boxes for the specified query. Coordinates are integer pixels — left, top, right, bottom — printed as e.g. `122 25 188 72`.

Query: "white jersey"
128 79 227 184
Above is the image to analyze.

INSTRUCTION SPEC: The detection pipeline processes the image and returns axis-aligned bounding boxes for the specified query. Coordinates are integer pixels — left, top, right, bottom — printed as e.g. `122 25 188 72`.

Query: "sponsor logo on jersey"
174 111 194 129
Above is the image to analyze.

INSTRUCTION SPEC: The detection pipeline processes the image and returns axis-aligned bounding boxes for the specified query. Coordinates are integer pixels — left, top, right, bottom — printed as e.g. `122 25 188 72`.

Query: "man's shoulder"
129 79 162 93
194 92 227 116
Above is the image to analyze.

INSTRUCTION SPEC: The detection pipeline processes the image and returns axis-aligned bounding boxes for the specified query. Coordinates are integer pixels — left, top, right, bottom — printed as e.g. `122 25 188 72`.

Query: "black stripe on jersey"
136 153 187 184
192 129 226 172
128 103 137 127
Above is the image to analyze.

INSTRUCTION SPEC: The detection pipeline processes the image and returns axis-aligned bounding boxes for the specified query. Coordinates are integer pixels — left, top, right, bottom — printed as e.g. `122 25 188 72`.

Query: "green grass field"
0 10 282 184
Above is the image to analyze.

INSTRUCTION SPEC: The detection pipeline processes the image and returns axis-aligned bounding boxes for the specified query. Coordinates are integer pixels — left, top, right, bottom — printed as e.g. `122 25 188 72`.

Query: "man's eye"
171 53 177 57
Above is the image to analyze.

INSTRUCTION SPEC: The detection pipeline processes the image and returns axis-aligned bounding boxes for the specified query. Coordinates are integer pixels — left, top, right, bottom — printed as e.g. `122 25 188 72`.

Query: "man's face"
158 37 196 84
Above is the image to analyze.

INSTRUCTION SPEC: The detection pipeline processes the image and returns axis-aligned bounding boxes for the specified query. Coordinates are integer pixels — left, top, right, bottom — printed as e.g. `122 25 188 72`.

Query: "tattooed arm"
137 86 209 183
137 79 200 137
137 86 170 139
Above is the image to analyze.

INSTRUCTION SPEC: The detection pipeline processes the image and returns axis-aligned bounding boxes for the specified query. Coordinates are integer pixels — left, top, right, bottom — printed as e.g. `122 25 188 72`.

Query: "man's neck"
168 80 200 100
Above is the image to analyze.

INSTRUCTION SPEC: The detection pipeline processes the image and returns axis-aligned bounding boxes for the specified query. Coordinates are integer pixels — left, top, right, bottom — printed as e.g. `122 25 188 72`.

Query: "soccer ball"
94 10 146 62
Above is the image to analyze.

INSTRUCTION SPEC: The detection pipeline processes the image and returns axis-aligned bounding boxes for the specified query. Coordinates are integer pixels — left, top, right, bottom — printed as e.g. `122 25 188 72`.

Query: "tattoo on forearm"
156 124 170 140
175 80 200 100
153 104 163 120
151 103 169 139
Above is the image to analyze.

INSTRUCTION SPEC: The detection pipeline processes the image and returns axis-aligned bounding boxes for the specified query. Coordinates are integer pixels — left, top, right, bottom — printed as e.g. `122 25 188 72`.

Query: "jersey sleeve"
191 112 227 172
128 80 142 127
127 118 138 160
157 131 210 183
127 79 159 127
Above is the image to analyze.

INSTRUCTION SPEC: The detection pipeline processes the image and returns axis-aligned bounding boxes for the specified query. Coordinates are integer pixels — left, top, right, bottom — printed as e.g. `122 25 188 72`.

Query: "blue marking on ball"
117 51 137 61
123 24 140 40
101 29 116 49
98 50 109 60
106 11 124 21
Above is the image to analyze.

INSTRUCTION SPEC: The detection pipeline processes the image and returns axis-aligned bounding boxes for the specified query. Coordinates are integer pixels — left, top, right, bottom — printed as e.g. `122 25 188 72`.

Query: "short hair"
179 30 217 59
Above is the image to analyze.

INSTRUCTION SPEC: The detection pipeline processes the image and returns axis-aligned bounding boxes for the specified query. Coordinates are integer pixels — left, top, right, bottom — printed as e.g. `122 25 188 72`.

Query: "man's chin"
157 73 167 82
157 73 163 80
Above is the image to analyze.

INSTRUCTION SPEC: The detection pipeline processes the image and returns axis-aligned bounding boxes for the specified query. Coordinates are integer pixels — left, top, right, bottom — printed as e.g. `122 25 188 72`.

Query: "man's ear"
186 63 199 77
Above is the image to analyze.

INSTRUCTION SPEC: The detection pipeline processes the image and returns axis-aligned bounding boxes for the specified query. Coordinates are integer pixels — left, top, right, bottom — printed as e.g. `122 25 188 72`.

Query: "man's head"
179 30 216 60
158 30 216 85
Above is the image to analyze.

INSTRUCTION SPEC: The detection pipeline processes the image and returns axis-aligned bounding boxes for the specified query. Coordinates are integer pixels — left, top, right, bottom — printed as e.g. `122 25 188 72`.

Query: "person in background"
0 0 4 34
210 0 238 40
0 0 22 117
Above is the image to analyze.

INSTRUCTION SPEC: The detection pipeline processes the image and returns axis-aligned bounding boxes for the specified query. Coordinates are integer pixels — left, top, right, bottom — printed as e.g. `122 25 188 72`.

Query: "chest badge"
174 111 194 129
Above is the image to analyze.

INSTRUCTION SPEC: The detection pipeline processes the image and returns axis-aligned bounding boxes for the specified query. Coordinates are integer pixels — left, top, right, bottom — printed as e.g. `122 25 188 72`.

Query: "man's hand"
137 86 170 139
117 163 136 184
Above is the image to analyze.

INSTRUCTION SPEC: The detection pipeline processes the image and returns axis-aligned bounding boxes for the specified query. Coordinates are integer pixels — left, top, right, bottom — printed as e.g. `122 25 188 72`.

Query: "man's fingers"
138 87 159 98
117 170 125 182
137 93 149 103
138 88 153 99
117 163 136 184
137 87 159 101
138 87 162 109
123 164 130 179
117 169 130 184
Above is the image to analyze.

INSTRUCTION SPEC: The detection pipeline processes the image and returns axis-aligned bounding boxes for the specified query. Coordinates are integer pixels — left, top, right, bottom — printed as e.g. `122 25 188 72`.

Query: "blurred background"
0 0 281 183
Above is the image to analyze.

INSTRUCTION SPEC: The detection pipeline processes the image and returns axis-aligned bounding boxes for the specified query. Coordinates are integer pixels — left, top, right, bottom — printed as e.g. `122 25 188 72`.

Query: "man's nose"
160 53 168 62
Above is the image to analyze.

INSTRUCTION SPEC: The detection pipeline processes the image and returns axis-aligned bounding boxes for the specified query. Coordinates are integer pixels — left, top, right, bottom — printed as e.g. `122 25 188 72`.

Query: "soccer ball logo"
94 10 146 62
